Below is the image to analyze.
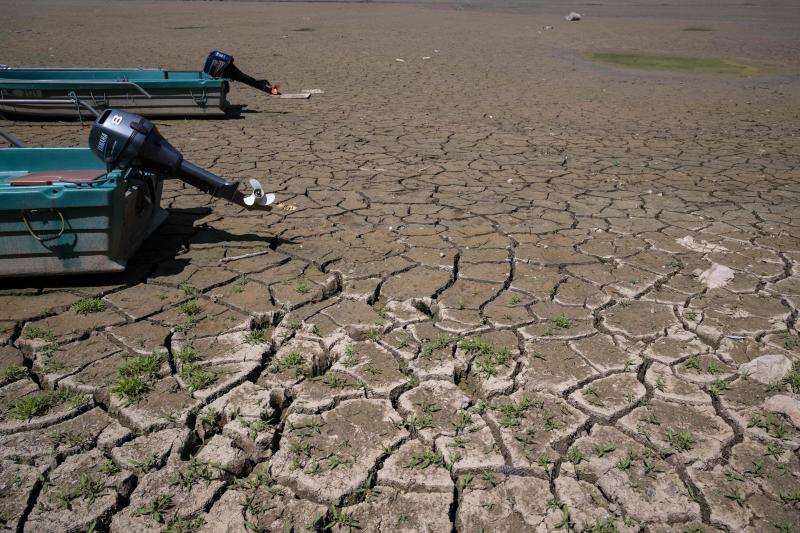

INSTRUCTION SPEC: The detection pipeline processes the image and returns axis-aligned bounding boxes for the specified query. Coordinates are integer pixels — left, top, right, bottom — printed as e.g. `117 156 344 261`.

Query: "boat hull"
0 68 229 118
0 147 167 277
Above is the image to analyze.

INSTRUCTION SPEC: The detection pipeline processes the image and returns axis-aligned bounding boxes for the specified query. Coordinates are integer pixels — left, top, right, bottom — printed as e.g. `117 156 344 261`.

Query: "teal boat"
0 145 168 276
0 108 274 277
0 67 229 118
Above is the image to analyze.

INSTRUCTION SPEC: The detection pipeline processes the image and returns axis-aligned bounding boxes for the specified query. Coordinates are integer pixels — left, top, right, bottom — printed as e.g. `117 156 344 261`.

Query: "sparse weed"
665 429 697 451
135 494 175 523
405 449 445 470
178 300 201 316
567 447 584 465
325 507 360 532
131 453 162 472
243 327 269 345
0 366 26 384
496 395 535 428
113 376 151 404
164 514 205 533
112 352 162 404
179 363 216 392
118 352 162 378
594 443 616 458
58 474 106 510
22 325 56 342
281 351 306 376
12 389 85 421
463 337 511 378
783 362 800 393
170 457 219 490
175 346 198 366
49 430 89 450
552 315 573 329
71 298 106 315
420 335 454 358
316 372 350 389
748 412 789 440
295 281 310 294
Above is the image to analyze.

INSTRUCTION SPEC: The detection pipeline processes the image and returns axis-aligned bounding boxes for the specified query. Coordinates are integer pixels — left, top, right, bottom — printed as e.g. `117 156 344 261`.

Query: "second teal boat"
0 67 229 118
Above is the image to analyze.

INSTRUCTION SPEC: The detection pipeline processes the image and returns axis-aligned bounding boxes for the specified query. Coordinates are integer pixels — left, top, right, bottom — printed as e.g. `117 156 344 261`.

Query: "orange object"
8 169 106 186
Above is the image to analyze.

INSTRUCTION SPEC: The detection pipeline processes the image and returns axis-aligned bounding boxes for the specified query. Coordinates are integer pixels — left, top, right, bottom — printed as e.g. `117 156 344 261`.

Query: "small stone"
739 353 792 384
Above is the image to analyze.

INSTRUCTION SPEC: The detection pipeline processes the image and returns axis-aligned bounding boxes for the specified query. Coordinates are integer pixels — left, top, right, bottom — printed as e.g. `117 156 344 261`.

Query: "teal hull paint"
0 68 224 89
0 147 167 276
0 68 229 117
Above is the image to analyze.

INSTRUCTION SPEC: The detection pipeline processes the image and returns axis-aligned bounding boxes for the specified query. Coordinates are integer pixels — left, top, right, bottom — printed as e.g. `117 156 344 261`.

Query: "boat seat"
8 169 107 186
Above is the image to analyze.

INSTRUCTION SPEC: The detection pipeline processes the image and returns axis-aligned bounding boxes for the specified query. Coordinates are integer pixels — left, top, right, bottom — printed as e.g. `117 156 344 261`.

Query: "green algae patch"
589 52 759 75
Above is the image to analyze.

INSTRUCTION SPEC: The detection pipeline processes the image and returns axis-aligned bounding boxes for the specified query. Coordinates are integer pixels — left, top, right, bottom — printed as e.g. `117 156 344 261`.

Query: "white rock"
565 11 582 21
698 263 735 289
739 353 792 384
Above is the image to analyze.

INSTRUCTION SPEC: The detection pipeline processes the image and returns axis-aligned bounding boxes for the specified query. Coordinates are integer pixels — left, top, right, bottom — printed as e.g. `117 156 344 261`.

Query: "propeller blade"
243 178 276 208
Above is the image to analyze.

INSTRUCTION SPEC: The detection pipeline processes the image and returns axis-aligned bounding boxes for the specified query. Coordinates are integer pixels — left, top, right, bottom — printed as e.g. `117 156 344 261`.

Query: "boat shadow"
0 207 295 291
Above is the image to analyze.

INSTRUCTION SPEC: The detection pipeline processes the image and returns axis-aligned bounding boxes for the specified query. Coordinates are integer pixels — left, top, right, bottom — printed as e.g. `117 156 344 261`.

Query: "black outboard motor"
203 50 280 95
88 109 274 209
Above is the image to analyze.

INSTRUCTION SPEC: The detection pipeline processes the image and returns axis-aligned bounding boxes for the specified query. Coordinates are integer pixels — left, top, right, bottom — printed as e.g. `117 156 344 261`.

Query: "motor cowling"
88 109 274 209
203 50 278 94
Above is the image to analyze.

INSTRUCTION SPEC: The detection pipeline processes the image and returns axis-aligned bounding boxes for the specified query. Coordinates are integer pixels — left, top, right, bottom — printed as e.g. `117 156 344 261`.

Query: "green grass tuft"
405 449 445 470
783 362 800 393
0 365 26 384
282 351 306 376
118 352 162 378
170 457 219 490
552 315 573 329
179 363 217 392
71 298 106 315
112 353 162 404
665 428 697 451
462 337 512 378
134 494 174 523
175 345 198 366
112 375 152 405
11 389 86 421
294 281 310 294
588 51 759 75
178 300 202 317
58 474 107 510
21 325 56 342
243 327 269 345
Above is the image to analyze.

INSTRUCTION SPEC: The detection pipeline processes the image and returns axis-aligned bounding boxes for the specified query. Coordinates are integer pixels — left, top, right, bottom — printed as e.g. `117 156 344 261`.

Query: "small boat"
0 108 274 277
0 50 281 119
0 67 229 118
0 138 169 276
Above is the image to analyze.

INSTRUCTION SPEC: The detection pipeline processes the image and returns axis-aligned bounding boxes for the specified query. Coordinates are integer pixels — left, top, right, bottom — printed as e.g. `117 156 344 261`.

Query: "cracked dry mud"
2 0 800 531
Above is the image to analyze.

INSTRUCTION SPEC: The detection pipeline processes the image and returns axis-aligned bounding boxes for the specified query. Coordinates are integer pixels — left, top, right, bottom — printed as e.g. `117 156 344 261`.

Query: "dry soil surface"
1 1 799 531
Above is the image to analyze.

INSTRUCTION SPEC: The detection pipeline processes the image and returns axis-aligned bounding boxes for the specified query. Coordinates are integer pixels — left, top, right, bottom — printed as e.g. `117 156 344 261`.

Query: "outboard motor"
88 108 274 209
203 50 280 95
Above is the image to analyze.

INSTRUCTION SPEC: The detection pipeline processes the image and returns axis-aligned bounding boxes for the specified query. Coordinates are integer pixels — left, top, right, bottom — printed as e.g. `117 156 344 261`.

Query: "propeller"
243 178 276 208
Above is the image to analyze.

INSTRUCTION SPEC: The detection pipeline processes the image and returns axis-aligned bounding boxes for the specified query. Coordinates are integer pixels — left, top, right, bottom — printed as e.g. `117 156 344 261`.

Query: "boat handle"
0 80 152 98
22 209 66 242
0 126 26 147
